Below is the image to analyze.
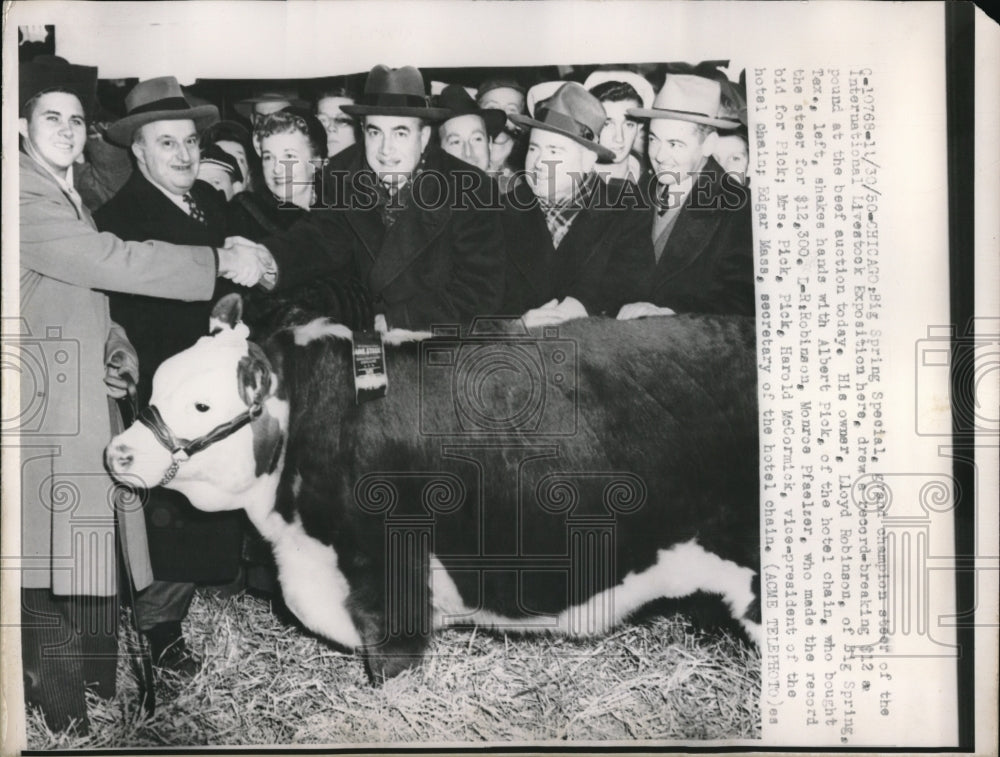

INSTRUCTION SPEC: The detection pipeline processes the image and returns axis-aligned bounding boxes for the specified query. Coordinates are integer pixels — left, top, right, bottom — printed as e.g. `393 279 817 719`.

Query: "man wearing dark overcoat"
501 82 653 323
95 76 244 673
227 65 506 331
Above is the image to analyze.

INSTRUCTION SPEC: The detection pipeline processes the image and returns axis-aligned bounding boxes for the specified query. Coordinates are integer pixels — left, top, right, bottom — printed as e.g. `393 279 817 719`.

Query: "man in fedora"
619 73 754 319
96 76 252 675
435 84 506 172
228 64 505 330
500 82 652 324
17 57 265 732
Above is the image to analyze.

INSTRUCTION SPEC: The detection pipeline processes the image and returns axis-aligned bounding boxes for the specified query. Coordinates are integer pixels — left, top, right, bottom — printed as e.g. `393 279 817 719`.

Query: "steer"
107 294 761 681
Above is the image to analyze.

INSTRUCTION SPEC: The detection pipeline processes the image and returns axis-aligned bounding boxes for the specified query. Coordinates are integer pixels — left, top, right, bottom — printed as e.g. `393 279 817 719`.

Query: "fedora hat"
627 74 740 129
19 55 97 116
235 88 308 119
106 76 219 146
583 70 655 109
341 65 451 120
434 84 506 138
510 82 614 162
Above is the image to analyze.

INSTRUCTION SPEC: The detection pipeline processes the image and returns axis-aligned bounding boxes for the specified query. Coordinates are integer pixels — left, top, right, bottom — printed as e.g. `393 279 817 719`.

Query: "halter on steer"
137 402 263 486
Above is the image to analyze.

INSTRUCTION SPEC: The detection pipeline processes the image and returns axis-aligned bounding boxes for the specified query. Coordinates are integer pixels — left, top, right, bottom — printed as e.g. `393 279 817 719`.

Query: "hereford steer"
107 294 761 681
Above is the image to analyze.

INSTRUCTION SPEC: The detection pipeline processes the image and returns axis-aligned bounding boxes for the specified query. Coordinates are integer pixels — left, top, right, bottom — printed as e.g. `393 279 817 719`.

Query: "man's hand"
105 347 138 400
522 297 588 329
617 302 676 320
218 237 277 288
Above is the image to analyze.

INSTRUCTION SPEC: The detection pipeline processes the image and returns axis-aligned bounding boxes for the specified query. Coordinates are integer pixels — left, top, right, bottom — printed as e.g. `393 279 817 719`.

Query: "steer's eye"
195 403 211 413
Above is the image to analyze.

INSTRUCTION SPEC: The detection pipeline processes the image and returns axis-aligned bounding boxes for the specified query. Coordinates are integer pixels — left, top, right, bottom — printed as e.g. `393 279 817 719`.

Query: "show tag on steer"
352 331 387 403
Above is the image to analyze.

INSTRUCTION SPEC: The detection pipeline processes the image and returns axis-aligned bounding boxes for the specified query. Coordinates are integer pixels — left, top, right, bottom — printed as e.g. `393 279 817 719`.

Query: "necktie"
184 193 207 225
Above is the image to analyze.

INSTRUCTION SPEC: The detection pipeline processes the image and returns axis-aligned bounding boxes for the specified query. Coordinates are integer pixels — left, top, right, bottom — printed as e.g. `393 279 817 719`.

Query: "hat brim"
626 107 740 130
106 104 220 147
340 103 453 121
509 113 615 163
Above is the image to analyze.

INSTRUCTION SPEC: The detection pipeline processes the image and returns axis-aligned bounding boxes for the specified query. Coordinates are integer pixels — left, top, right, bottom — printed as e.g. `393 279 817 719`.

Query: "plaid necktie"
184 192 207 225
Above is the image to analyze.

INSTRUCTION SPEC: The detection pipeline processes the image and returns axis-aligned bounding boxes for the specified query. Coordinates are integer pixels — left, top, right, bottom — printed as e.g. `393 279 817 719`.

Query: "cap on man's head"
105 76 219 146
341 65 451 121
200 143 244 183
510 82 614 162
583 70 654 109
19 55 98 116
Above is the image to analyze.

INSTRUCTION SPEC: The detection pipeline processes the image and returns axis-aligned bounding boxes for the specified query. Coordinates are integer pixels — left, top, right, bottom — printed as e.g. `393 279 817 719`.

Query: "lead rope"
111 383 156 719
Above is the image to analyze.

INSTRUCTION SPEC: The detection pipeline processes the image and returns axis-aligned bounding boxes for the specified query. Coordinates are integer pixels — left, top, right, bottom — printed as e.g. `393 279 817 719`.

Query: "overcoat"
17 151 217 596
499 176 654 317
262 144 506 330
639 157 756 316
94 172 243 584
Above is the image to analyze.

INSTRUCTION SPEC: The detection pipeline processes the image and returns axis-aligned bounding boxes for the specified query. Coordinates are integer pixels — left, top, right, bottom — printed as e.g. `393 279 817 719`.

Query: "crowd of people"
17 54 753 733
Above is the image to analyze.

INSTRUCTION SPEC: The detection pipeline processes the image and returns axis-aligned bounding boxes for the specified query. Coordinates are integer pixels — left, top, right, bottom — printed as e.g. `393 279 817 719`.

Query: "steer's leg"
350 525 434 683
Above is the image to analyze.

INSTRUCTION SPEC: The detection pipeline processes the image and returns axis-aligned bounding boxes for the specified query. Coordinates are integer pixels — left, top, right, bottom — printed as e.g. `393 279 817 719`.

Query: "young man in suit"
621 74 755 319
502 82 653 325
95 76 248 676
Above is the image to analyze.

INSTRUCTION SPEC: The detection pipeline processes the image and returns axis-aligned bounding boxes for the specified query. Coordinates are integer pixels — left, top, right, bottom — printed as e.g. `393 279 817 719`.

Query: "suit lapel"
368 193 452 292
651 164 725 286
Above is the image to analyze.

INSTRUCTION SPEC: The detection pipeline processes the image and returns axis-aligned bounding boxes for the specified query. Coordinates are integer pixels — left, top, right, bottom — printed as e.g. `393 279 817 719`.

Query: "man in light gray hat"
620 73 754 319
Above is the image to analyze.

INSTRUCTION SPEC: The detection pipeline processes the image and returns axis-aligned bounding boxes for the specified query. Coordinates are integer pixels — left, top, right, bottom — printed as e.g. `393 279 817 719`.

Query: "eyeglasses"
318 114 355 132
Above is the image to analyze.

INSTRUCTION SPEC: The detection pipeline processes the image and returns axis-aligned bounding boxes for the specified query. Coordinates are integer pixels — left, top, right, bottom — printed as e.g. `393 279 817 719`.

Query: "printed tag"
353 331 387 403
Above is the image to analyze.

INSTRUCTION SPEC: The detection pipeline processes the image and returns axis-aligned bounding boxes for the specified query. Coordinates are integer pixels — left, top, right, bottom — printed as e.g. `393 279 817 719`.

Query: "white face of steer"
105 328 285 514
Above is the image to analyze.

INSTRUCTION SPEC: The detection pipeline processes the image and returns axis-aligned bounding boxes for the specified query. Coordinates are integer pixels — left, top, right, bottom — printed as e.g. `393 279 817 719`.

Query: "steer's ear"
238 342 273 406
210 294 244 335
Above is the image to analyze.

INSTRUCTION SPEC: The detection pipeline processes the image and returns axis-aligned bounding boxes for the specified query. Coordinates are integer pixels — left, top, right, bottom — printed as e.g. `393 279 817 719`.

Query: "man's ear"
131 140 146 166
420 124 432 151
231 180 245 196
18 118 29 140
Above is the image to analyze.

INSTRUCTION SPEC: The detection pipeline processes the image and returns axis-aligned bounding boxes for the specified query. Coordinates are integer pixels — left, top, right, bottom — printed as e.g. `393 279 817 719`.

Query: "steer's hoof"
364 651 422 684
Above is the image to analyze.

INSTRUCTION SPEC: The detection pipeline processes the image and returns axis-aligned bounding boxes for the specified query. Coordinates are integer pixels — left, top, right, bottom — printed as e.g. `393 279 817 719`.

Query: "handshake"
217 236 278 289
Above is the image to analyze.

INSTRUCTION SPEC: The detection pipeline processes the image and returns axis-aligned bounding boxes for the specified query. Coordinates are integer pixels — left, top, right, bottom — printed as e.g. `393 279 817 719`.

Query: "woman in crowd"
228 107 326 240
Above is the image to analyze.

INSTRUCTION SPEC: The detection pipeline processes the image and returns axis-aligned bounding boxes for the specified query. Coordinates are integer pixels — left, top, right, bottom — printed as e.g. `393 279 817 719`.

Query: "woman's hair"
255 107 328 160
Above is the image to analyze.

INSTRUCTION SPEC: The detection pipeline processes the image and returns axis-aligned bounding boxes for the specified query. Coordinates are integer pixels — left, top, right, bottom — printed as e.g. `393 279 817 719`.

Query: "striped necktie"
184 192 207 225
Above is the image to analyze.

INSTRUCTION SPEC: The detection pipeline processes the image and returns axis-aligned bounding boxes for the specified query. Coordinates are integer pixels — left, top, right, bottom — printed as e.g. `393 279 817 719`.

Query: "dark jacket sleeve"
261 208 355 291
